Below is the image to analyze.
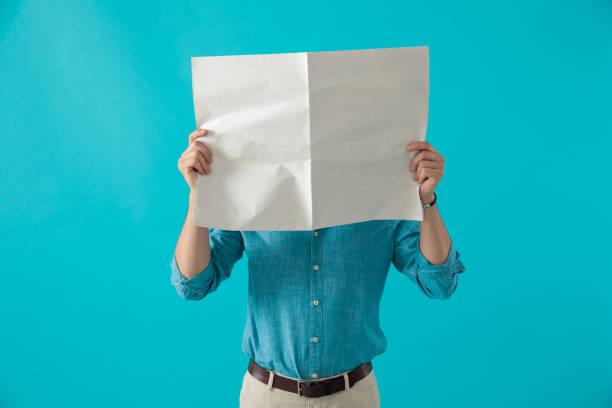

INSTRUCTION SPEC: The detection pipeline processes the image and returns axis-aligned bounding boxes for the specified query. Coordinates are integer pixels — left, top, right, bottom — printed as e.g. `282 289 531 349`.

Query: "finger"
199 159 210 175
416 159 444 174
192 158 205 175
405 141 439 155
194 151 212 173
188 151 210 174
405 140 438 154
417 168 442 184
189 154 207 175
182 151 207 174
178 155 200 175
189 128 208 145
192 140 213 164
410 150 441 172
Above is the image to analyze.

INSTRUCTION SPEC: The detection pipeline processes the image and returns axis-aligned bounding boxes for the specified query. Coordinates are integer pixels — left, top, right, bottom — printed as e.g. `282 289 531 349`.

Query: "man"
170 128 466 407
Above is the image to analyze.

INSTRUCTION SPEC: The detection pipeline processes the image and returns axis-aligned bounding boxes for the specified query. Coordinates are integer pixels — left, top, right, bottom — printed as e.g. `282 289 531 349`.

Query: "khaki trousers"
239 365 380 408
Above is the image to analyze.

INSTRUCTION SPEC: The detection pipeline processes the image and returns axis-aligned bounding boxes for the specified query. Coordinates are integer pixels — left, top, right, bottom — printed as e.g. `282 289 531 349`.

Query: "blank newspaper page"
191 52 312 230
308 47 428 229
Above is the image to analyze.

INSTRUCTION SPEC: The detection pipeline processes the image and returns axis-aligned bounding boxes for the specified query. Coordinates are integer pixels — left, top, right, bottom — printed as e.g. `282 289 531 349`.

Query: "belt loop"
343 372 350 391
267 370 275 391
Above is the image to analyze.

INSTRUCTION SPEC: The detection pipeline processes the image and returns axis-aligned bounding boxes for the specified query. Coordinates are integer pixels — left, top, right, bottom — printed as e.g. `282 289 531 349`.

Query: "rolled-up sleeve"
392 220 465 299
170 228 245 301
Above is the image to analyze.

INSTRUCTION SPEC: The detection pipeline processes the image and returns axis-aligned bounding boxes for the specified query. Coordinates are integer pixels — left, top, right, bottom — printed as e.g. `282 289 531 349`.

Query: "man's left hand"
405 141 445 205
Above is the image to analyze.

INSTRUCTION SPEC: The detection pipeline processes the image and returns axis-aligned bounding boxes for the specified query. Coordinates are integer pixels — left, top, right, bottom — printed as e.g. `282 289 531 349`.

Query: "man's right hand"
178 128 214 191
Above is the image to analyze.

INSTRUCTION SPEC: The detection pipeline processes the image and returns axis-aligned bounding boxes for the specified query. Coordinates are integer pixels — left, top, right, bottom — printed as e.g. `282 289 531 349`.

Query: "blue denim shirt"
170 219 465 380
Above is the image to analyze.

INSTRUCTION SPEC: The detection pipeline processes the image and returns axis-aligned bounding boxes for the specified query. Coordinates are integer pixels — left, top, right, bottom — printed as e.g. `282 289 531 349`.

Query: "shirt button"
312 373 318 378
313 265 319 270
313 337 318 343
313 300 319 306
313 231 318 236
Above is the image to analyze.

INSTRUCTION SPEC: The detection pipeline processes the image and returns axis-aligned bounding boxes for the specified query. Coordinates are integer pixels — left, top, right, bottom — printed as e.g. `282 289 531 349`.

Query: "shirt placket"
308 228 323 379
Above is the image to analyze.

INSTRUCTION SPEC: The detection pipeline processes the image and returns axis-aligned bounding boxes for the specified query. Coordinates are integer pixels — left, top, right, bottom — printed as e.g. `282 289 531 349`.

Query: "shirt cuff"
415 240 465 275
169 254 216 290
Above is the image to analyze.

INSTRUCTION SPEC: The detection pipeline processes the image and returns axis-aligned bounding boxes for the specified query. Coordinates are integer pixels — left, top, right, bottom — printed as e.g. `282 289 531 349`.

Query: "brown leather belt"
247 358 373 398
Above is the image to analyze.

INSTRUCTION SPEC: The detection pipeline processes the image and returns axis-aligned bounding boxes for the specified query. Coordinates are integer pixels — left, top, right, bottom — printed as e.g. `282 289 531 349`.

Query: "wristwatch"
423 192 437 209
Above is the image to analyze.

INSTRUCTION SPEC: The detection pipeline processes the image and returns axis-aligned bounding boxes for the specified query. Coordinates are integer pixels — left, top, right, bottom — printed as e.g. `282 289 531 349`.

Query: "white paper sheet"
191 46 429 231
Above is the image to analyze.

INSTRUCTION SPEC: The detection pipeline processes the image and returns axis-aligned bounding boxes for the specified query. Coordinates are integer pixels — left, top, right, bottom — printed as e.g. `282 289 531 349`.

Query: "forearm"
174 192 211 279
418 198 452 265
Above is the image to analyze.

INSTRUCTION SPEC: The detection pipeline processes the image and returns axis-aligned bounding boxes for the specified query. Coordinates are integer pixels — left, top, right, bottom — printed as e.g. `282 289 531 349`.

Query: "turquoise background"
1 0 610 407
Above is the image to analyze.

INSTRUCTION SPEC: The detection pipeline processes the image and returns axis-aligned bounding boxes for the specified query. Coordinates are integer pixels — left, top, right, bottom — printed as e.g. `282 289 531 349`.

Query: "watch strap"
423 192 437 209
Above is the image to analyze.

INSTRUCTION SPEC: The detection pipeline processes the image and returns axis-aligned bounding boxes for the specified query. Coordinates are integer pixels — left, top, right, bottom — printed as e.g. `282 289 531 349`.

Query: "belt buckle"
297 378 330 397
297 378 309 396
